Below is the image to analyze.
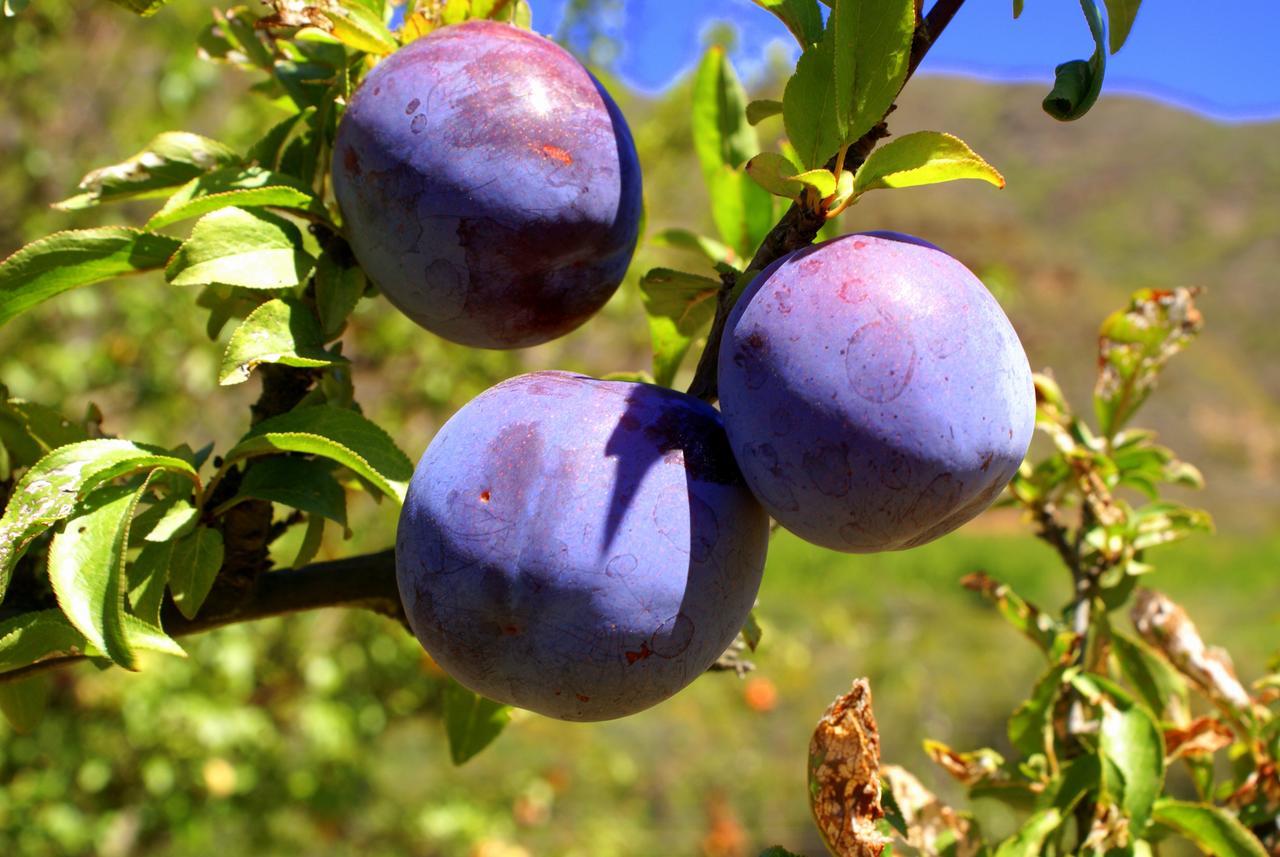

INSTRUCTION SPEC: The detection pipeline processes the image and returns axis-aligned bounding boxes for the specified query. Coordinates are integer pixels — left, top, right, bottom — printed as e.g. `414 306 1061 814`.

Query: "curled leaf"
1131 588 1253 711
808 679 890 857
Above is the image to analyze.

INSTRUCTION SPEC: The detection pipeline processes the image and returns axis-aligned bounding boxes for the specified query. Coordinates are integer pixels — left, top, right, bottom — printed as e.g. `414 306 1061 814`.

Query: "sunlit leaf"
1104 0 1142 53
853 131 1005 194
0 229 181 328
751 0 823 47
1098 698 1165 831
830 0 915 144
1095 287 1202 437
54 132 240 210
1151 799 1267 857
692 47 759 182
224 406 413 503
165 207 315 290
219 298 345 386
47 480 152 668
147 168 326 230
0 440 198 601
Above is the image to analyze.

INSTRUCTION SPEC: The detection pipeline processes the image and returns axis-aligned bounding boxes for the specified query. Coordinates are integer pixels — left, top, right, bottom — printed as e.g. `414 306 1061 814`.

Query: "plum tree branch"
0 549 405 685
687 0 966 402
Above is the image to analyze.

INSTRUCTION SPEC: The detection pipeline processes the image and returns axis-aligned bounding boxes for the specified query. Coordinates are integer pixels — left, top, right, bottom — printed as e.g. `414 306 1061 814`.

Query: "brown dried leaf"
1131 588 1253 711
882 765 980 857
808 679 891 857
923 740 1005 786
1164 716 1235 761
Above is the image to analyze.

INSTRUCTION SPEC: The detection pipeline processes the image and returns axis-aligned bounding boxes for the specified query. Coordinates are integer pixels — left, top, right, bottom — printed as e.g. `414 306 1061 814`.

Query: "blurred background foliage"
0 0 1276 855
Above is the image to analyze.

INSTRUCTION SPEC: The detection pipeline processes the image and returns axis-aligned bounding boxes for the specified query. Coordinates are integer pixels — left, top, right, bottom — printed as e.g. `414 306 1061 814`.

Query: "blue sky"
530 1 1278 122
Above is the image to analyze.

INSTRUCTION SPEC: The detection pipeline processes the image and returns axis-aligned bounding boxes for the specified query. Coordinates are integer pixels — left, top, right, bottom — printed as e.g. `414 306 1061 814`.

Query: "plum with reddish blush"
395 371 768 721
332 21 642 348
717 232 1035 553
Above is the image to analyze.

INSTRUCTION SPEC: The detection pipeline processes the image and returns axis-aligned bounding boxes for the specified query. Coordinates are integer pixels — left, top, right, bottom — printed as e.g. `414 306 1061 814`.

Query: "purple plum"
717 232 1035 553
395 371 769 721
332 21 642 349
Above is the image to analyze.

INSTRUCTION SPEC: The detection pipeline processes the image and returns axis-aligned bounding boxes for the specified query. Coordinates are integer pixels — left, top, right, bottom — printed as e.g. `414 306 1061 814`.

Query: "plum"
717 232 1034 553
396 371 769 721
332 21 642 349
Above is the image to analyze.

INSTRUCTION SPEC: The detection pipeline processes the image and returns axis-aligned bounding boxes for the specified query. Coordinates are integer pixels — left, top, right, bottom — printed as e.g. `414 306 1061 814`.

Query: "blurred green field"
1 1 1277 855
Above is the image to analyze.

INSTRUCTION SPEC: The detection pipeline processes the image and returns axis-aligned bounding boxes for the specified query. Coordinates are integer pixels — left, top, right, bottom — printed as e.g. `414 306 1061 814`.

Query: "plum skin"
395 371 769 721
717 232 1035 553
332 20 643 349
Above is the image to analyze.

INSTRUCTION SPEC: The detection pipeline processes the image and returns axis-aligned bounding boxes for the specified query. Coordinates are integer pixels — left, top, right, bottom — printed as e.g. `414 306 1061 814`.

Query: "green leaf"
0 440 198 601
127 540 177 627
830 0 915 144
54 132 240 210
0 611 87 673
993 808 1064 857
292 514 326 568
219 298 345 386
47 480 151 668
165 207 315 290
0 228 181 328
783 25 843 168
853 131 1006 194
692 47 759 182
143 501 200 544
751 0 823 47
746 99 784 125
167 526 225 620
707 166 775 260
0 399 90 469
1043 0 1107 121
246 109 316 171
1111 631 1189 725
104 0 171 17
225 406 413 503
0 675 51 733
1099 698 1165 831
1151 799 1267 857
230 457 348 527
649 229 739 269
3 0 32 16
1044 755 1100 813
1095 287 1202 438
741 611 763 652
442 680 511 765
314 252 367 338
321 0 398 54
1130 502 1213 551
1103 0 1141 53
120 614 184 658
962 572 1064 656
146 167 326 230
1008 665 1068 756
745 152 804 197
640 268 722 387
